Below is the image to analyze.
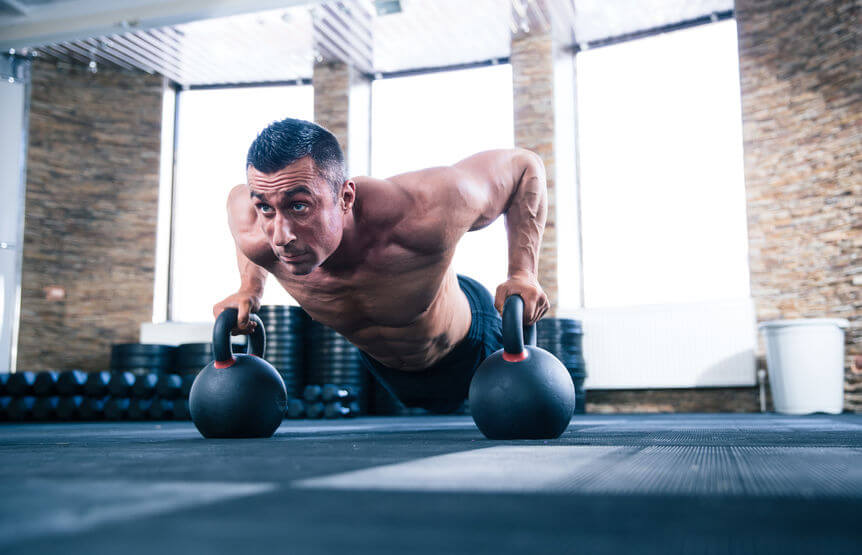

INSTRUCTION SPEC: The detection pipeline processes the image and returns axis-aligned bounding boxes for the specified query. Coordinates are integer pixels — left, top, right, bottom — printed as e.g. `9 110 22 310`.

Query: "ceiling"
1 0 734 86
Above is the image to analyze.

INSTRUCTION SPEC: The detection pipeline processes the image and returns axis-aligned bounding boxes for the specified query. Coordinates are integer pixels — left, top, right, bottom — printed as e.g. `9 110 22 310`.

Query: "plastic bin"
758 318 849 414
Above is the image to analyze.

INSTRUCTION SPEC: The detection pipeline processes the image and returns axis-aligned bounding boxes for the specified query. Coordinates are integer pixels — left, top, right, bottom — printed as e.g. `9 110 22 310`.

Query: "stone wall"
736 0 862 410
17 61 163 371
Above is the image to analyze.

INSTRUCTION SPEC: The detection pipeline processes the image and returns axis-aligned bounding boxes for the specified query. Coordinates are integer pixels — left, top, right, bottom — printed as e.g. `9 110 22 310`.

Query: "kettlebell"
189 308 287 438
468 295 576 440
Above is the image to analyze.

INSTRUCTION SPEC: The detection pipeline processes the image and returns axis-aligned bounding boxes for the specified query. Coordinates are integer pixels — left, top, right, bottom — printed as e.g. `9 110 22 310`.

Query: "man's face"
247 157 344 276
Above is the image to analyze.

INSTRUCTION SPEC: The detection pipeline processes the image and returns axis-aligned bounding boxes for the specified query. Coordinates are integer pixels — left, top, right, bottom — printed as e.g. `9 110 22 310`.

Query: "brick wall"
511 30 559 313
736 0 862 410
16 61 163 371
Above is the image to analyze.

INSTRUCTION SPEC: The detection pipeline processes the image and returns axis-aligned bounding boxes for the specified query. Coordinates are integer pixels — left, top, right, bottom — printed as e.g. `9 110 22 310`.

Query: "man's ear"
340 180 356 212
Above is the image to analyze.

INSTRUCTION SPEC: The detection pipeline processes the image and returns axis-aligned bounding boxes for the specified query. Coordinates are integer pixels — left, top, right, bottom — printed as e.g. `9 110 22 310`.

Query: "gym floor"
1 413 861 554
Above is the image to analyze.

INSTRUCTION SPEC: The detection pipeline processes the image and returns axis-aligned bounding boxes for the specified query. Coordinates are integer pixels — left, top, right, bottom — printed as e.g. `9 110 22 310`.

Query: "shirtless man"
214 118 550 413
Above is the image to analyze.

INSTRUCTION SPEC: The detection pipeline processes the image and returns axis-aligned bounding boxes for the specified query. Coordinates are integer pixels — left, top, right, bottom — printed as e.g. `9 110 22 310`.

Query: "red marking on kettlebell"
214 358 236 369
502 350 528 363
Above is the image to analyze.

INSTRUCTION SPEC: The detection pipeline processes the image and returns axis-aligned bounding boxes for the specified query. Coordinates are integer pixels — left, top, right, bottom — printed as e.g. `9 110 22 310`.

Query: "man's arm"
432 148 550 323
212 185 275 331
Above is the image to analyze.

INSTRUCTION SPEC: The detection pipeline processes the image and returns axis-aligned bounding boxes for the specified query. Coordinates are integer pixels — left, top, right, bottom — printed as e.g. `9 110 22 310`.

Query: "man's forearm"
236 244 268 294
505 152 548 279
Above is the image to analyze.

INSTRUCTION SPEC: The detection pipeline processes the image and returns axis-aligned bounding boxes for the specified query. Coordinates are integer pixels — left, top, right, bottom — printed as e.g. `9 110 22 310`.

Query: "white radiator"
560 298 757 389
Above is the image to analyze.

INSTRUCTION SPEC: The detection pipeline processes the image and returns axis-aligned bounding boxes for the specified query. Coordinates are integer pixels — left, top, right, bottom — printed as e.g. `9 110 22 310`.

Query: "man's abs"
274 262 473 371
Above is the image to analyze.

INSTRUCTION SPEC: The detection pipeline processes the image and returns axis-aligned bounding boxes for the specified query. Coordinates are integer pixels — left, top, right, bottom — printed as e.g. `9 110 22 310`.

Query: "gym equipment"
56 396 83 420
105 398 130 421
56 370 87 396
321 384 355 403
0 396 10 420
128 398 152 421
305 401 325 419
6 372 36 397
324 401 359 419
110 344 177 374
0 374 7 395
180 374 195 398
33 371 58 396
303 384 322 403
108 371 136 397
83 371 111 397
149 398 173 420
306 320 366 412
173 399 190 420
33 396 59 420
189 308 286 438
132 373 158 398
8 396 35 421
257 305 307 398
79 397 107 420
156 374 183 399
286 398 305 419
469 295 576 440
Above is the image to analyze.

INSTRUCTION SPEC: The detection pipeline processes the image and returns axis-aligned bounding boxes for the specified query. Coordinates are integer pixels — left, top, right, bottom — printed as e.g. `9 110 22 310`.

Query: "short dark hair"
246 118 345 199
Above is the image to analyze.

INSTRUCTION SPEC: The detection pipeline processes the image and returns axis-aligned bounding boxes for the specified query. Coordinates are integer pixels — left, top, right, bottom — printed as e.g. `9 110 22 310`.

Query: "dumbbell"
128 398 152 421
156 374 183 400
305 401 325 419
324 401 360 419
8 396 36 421
33 371 59 396
56 370 87 396
286 398 305 419
108 371 136 397
33 396 59 420
303 385 323 403
180 375 195 398
79 397 107 420
321 384 356 403
149 398 173 420
83 371 111 397
6 372 36 397
105 397 130 421
132 373 158 398
173 399 190 420
56 396 83 420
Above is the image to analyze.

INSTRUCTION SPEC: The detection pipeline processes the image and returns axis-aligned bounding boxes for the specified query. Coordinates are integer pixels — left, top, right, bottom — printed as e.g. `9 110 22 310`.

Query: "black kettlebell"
468 295 576 440
189 308 287 438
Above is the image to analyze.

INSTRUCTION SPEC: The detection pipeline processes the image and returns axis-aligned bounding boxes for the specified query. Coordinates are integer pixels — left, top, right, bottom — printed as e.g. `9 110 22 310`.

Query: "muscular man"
215 118 550 413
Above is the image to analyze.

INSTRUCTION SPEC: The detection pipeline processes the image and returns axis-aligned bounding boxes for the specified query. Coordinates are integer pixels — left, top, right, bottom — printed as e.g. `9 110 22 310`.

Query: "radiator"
560 298 757 389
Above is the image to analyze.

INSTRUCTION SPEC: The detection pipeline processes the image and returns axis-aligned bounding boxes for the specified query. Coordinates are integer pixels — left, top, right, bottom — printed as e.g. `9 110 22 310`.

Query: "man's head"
246 118 353 275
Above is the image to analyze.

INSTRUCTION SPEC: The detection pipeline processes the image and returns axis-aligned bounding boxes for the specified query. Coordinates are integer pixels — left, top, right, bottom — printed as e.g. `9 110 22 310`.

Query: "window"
170 85 313 322
371 64 514 295
576 20 750 308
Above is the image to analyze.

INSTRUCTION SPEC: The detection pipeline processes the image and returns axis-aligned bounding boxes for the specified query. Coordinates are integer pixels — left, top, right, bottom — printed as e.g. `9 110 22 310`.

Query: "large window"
576 20 749 308
170 85 312 322
371 64 514 295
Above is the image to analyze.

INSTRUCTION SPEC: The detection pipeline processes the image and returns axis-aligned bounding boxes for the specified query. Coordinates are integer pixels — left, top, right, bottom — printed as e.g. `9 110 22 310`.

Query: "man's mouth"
282 252 307 261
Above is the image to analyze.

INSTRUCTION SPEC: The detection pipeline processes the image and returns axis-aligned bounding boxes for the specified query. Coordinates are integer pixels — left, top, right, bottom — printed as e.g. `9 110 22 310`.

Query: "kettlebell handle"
502 295 537 356
213 308 266 365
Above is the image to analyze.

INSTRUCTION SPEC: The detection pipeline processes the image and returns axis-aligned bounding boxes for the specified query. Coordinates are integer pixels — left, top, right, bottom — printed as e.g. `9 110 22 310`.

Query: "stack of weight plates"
257 305 307 398
305 319 366 412
536 318 587 413
175 340 247 375
110 344 177 376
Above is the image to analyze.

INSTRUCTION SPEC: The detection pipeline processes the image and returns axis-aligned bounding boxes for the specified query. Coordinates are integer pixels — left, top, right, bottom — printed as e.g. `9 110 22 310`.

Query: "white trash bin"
758 318 849 414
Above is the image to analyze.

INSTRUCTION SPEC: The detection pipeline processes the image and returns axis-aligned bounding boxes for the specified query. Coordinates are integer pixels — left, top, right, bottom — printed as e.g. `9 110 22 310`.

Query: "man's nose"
272 215 296 247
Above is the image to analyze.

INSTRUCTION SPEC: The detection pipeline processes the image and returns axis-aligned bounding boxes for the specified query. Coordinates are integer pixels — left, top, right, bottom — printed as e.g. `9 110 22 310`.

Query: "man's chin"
287 262 314 276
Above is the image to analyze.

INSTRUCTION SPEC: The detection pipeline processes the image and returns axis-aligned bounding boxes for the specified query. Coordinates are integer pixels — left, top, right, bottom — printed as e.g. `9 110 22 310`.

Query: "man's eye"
257 204 274 214
291 203 308 213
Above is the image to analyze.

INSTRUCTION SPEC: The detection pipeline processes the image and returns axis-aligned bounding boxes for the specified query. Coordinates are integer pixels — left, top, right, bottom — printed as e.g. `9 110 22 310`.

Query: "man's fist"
213 289 262 335
494 274 550 327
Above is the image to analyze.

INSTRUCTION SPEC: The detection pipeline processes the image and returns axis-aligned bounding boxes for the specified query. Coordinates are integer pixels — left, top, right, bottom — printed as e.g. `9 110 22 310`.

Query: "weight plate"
111 344 177 356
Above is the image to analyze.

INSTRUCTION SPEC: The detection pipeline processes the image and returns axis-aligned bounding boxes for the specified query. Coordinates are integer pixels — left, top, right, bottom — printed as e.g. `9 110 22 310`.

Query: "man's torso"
244 175 473 371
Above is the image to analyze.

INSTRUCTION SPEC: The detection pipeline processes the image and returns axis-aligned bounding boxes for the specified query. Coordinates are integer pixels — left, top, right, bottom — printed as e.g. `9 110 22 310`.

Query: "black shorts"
357 274 503 414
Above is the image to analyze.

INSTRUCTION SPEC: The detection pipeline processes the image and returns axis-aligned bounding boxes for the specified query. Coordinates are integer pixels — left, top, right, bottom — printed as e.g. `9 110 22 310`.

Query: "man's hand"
213 289 262 335
494 273 550 327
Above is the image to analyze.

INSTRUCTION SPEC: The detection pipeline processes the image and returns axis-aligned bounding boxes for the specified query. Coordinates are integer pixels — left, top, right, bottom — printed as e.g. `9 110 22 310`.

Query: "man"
215 118 549 413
